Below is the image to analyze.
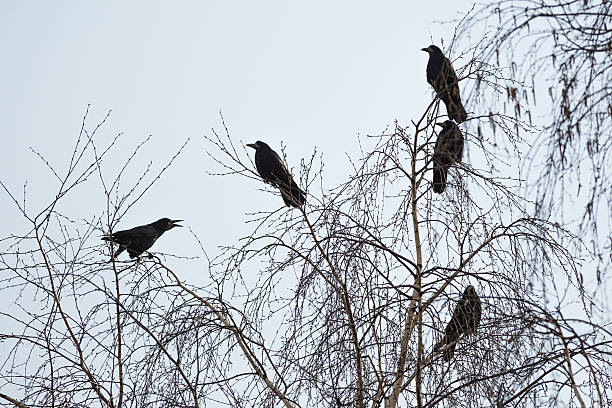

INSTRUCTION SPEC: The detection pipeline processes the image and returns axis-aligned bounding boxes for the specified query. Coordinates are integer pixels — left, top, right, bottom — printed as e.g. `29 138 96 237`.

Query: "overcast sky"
1 1 476 281
2 4 608 405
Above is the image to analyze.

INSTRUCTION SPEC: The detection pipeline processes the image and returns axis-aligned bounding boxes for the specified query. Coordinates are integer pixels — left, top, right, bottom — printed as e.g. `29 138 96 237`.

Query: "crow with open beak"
102 218 183 259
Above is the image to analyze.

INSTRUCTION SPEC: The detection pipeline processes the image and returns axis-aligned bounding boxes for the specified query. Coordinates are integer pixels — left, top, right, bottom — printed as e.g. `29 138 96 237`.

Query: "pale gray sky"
2 3 608 406
1 1 474 279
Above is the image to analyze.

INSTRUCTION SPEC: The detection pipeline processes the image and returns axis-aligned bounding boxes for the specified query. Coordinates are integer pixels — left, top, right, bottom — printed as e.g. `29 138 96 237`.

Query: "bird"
432 120 464 193
421 44 467 123
102 218 182 259
247 141 306 208
435 285 482 361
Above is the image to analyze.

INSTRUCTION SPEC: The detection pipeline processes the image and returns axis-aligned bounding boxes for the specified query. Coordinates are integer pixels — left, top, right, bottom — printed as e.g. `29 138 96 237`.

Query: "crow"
435 285 482 361
247 141 306 208
102 218 182 259
421 44 467 123
432 120 464 193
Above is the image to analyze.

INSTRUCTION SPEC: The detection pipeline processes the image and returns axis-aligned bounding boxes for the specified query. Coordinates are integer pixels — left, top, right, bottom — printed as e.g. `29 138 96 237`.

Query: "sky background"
0 1 476 280
2 3 608 405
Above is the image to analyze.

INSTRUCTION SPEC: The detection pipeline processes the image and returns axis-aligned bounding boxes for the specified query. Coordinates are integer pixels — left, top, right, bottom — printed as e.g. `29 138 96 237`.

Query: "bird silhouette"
435 285 482 361
102 218 182 259
432 120 464 193
247 141 305 208
422 44 467 123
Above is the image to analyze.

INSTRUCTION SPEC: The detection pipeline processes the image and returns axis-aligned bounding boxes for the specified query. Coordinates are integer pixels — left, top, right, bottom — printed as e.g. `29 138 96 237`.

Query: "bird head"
436 120 455 129
421 45 443 55
464 285 477 296
158 218 183 231
246 141 270 150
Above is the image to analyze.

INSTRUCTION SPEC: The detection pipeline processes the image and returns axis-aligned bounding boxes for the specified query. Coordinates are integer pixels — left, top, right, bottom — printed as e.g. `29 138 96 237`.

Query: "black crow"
435 285 482 361
102 218 182 259
247 141 306 208
432 120 464 193
421 45 467 123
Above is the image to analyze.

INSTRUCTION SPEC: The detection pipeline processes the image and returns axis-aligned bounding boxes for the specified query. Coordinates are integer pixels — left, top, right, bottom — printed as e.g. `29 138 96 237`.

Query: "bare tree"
453 0 612 285
1 11 612 405
201 95 611 405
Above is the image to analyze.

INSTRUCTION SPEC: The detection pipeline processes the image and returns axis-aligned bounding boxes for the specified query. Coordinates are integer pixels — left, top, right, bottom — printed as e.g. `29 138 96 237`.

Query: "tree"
1 5 612 405
453 0 612 286
1 94 610 408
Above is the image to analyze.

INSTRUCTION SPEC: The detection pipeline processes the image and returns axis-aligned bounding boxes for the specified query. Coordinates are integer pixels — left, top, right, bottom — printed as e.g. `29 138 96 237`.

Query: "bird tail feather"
280 180 306 208
433 165 446 193
443 343 456 362
434 336 457 362
446 100 467 123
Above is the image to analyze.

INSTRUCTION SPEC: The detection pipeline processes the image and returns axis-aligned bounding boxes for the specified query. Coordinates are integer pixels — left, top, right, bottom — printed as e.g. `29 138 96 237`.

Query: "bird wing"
270 150 291 180
471 293 482 331
435 125 464 165
272 152 306 206
112 225 158 241
454 130 464 163
446 60 468 121
429 75 440 92
449 292 471 334
433 129 452 168
446 58 459 88
255 148 290 184
103 225 161 259
436 59 452 97
266 150 299 193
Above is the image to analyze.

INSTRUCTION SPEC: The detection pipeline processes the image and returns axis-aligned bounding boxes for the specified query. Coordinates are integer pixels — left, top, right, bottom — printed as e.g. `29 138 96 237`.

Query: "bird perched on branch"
421 44 467 123
102 218 182 259
247 140 306 208
435 285 482 361
432 120 464 193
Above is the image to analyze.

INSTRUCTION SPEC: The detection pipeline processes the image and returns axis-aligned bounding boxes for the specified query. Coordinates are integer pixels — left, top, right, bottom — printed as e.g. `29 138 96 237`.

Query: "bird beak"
170 219 183 228
246 143 257 149
421 47 430 53
435 122 445 128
